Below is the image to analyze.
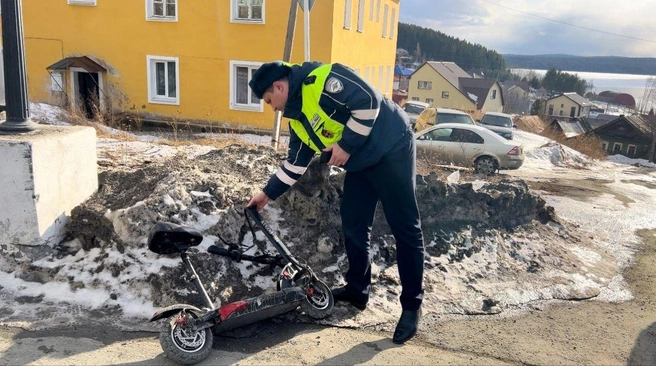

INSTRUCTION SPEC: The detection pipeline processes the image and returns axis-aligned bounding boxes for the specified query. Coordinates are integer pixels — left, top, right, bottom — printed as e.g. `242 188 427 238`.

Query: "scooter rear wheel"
300 279 334 319
159 311 213 365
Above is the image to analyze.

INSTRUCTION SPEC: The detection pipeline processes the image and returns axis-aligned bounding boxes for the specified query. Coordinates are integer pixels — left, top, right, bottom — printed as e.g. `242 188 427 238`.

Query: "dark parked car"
478 112 516 140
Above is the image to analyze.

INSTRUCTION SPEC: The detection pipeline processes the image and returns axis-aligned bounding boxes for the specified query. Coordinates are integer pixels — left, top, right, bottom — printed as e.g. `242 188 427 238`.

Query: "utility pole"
0 0 37 133
271 0 299 150
303 0 310 61
271 0 313 150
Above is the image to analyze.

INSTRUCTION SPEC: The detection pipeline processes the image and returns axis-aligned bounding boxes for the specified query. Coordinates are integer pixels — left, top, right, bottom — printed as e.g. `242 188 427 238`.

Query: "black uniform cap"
249 61 291 99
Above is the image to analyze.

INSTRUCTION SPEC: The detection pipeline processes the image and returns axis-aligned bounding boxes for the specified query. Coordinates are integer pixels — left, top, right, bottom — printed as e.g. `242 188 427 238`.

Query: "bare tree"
638 77 656 114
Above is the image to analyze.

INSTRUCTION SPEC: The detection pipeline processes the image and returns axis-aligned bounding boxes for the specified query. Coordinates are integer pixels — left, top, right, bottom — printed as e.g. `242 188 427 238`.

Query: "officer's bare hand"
323 144 350 166
247 191 270 212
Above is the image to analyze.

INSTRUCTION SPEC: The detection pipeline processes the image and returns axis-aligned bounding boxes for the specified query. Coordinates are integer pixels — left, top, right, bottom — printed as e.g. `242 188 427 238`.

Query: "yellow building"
21 0 399 129
407 61 504 113
546 92 593 119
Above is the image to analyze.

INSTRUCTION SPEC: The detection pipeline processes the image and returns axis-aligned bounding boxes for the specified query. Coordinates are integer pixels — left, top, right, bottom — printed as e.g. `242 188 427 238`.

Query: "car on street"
415 123 525 175
413 107 476 132
478 112 516 140
402 100 430 130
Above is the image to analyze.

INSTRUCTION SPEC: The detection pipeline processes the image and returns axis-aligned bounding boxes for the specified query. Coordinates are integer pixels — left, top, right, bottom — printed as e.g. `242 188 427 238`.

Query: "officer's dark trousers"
340 134 425 311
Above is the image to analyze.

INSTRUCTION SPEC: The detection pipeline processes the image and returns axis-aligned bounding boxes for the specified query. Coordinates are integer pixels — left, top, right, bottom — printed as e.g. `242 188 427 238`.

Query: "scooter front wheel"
300 279 334 319
159 312 213 365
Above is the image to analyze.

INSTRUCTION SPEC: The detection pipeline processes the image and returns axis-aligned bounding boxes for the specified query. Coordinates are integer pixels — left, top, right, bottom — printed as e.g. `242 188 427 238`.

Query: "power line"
480 0 656 44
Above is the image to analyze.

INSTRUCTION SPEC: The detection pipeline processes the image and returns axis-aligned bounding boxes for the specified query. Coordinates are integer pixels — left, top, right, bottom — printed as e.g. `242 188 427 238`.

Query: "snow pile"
607 154 656 169
525 142 593 167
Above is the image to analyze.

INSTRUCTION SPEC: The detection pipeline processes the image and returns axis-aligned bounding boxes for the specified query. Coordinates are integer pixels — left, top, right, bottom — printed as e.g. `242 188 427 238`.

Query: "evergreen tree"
397 22 507 76
530 99 545 116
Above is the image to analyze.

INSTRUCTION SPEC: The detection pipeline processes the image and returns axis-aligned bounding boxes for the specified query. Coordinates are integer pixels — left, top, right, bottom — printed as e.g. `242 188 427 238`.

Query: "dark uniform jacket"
263 62 412 200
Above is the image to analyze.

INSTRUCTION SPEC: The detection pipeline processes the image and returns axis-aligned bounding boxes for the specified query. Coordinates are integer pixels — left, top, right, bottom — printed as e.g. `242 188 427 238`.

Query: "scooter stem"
181 251 215 310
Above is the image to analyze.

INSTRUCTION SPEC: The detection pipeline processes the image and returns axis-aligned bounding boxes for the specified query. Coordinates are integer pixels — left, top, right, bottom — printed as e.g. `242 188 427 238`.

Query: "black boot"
392 308 421 344
331 286 368 310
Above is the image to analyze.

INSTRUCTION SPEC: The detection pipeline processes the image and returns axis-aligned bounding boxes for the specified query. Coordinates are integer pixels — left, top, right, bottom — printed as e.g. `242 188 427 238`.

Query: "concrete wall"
0 126 97 246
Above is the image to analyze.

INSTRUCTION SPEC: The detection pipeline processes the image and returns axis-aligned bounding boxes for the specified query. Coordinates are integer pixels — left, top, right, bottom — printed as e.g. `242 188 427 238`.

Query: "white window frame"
442 91 450 99
601 141 608 151
146 0 178 22
425 98 434 105
385 65 391 94
357 0 365 32
369 0 374 20
343 0 352 29
364 67 370 82
68 0 96 6
627 144 637 156
231 0 265 24
147 56 180 105
376 0 381 22
378 66 384 91
230 60 264 112
382 3 389 37
418 81 432 90
411 97 420 101
389 8 396 39
51 72 64 92
613 142 623 153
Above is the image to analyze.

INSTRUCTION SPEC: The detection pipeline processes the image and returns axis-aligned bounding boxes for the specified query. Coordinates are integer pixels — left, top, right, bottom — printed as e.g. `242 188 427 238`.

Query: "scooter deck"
214 286 306 333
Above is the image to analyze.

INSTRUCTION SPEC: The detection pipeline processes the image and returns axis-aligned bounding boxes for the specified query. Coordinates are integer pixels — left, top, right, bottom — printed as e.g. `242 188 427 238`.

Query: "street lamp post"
0 0 37 133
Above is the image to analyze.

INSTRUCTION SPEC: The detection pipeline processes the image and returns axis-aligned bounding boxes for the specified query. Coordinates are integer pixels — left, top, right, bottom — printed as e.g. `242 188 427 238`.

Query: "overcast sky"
399 0 656 57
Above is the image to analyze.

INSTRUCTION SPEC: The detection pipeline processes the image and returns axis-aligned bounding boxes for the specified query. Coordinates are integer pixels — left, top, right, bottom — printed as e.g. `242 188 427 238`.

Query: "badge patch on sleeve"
325 77 344 94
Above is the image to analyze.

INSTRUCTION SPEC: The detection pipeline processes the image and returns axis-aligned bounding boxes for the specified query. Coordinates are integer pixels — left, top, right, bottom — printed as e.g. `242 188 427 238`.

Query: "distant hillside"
504 54 656 75
396 23 506 76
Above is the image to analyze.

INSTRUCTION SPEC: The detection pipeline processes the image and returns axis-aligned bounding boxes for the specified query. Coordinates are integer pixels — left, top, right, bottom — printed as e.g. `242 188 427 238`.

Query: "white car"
415 123 525 175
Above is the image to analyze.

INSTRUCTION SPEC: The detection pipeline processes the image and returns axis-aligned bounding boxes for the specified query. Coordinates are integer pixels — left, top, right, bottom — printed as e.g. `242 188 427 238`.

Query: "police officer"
247 61 424 344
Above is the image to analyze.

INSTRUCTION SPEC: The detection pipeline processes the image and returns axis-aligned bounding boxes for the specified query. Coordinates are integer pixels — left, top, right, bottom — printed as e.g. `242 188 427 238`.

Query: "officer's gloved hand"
319 151 332 165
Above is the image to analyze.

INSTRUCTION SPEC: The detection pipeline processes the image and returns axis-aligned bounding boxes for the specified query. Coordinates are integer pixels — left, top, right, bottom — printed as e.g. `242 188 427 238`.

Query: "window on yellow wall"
232 0 264 23
364 67 370 82
357 0 365 32
382 4 389 37
385 65 391 93
369 0 374 20
68 0 96 6
147 0 177 21
376 0 381 22
442 91 449 99
147 56 179 105
344 0 352 29
418 81 432 90
378 66 384 91
230 61 263 112
51 73 64 92
389 8 396 39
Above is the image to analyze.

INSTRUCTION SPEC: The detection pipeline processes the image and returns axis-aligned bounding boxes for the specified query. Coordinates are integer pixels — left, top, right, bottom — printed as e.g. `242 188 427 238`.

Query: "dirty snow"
0 103 655 332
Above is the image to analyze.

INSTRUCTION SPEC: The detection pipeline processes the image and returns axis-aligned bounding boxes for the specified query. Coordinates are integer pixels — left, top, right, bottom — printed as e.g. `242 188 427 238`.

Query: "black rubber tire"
474 156 497 175
159 312 213 365
300 279 334 319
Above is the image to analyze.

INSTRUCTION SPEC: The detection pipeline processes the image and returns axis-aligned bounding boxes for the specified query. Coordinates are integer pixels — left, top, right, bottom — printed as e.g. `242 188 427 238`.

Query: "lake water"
512 68 654 110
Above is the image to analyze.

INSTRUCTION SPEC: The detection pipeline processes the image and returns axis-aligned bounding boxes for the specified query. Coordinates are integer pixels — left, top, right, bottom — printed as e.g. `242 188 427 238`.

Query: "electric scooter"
147 206 334 365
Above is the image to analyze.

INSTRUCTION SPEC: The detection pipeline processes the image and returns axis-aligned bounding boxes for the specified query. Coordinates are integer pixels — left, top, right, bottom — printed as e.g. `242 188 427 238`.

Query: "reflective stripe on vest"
289 65 345 153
